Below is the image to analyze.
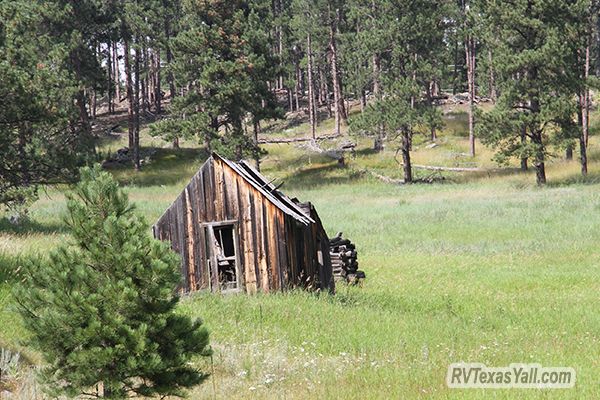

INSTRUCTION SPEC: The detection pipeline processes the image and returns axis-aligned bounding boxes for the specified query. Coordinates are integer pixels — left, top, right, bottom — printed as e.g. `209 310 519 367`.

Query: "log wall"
153 155 334 294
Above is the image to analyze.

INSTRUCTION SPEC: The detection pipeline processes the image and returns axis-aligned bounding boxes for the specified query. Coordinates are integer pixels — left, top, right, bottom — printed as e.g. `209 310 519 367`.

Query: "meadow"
1 108 600 399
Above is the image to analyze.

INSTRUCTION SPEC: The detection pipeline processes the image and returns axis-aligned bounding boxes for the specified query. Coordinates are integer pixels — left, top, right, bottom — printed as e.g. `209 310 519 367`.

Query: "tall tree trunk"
360 90 366 112
596 13 600 77
372 53 380 97
276 0 284 90
141 42 148 116
155 50 162 113
453 38 460 95
75 90 91 137
253 120 261 171
165 18 176 99
319 67 332 117
372 52 385 152
401 130 412 183
307 33 316 139
134 43 141 170
113 41 120 104
294 61 300 111
317 66 324 105
124 39 135 149
487 48 496 102
465 35 476 157
534 151 546 185
578 101 588 175
329 3 346 135
529 69 546 185
107 39 113 114
427 82 436 141
583 44 590 147
520 125 528 171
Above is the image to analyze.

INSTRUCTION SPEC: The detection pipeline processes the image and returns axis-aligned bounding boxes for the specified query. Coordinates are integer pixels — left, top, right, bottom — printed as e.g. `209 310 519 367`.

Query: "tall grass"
1 111 599 398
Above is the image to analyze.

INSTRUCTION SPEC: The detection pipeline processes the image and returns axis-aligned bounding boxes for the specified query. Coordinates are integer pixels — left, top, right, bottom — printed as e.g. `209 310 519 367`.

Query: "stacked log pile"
329 232 365 284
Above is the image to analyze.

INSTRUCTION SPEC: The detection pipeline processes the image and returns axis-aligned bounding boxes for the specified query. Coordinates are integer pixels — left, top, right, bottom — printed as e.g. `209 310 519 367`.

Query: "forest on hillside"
0 0 597 208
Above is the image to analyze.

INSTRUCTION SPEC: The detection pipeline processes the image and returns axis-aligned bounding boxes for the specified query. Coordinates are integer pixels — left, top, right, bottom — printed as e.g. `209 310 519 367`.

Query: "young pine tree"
14 166 210 399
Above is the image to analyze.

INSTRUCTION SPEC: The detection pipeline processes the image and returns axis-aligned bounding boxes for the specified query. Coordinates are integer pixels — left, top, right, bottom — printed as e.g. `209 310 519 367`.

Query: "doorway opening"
207 224 239 292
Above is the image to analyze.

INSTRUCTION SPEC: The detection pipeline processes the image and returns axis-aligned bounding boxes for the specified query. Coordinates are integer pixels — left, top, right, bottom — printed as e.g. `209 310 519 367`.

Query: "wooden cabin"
153 153 335 294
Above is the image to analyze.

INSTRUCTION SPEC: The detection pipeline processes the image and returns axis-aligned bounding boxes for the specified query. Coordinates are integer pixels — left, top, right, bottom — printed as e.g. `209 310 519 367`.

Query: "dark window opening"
209 224 238 291
215 226 235 257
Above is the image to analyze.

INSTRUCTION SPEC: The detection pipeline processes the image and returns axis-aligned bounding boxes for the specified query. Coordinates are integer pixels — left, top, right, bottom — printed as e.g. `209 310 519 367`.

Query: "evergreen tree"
478 0 591 185
151 0 282 161
14 166 210 398
0 1 94 214
349 0 447 183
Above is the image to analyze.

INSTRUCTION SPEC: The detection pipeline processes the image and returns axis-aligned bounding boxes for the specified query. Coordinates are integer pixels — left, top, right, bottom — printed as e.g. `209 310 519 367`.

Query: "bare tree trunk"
534 151 546 185
576 97 588 174
401 130 412 183
294 61 300 111
372 52 385 152
372 53 380 96
124 39 134 149
520 125 528 171
488 48 496 102
319 67 332 118
141 42 149 116
134 42 141 170
253 120 261 171
113 41 120 104
155 50 162 113
307 33 317 139
360 90 366 112
596 13 600 77
329 3 346 136
583 44 590 147
165 19 176 99
148 51 155 109
107 39 113 114
465 35 476 157
317 66 324 105
428 81 436 141
75 90 91 138
453 39 460 95
529 81 546 185
276 0 284 90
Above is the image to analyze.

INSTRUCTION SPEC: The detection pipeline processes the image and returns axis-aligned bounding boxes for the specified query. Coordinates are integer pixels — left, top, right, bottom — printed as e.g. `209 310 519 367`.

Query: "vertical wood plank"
184 187 197 291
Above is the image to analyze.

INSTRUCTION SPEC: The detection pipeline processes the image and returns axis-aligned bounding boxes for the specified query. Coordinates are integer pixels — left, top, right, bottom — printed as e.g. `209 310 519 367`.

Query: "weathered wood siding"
153 156 334 294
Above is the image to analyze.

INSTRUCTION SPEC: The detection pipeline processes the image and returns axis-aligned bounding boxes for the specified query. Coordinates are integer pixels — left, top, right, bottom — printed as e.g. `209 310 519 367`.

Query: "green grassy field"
1 109 600 398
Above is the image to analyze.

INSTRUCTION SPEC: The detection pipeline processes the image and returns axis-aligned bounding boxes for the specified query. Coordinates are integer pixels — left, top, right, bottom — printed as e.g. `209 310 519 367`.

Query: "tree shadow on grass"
547 170 600 187
0 218 67 236
280 162 365 190
454 167 528 182
354 147 378 157
105 147 210 187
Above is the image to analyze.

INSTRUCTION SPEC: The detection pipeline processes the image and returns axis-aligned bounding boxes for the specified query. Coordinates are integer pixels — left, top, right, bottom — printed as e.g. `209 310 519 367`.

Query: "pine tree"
14 166 210 399
0 1 95 214
349 0 447 183
150 0 282 161
478 0 591 185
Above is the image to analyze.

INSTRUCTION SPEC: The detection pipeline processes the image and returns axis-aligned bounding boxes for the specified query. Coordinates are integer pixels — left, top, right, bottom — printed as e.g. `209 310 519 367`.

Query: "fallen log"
410 164 485 172
258 134 340 144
